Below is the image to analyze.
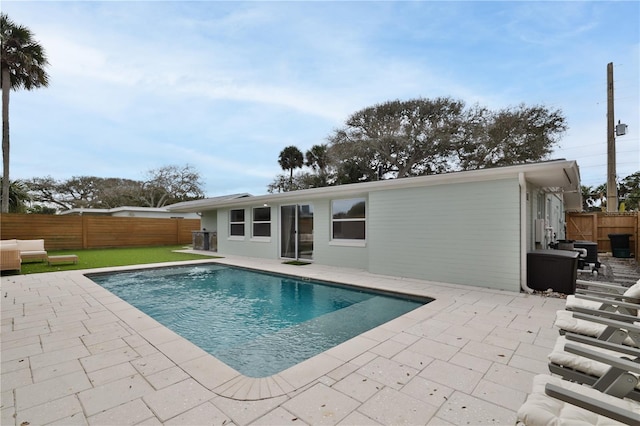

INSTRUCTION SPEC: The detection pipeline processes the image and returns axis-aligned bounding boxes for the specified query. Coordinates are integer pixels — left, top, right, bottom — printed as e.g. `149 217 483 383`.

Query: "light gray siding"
367 178 521 291
201 211 217 232
311 199 369 270
215 208 279 259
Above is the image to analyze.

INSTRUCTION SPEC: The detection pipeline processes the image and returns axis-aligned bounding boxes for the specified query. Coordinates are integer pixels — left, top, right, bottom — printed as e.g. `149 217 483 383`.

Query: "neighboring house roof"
164 193 252 211
59 206 199 216
167 160 582 213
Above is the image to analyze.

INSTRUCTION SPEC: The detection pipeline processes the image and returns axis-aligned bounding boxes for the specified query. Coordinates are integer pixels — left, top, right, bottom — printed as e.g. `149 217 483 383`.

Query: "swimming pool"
89 264 429 377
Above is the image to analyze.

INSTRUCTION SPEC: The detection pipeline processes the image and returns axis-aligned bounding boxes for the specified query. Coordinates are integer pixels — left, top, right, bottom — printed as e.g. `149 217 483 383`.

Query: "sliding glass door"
280 204 313 260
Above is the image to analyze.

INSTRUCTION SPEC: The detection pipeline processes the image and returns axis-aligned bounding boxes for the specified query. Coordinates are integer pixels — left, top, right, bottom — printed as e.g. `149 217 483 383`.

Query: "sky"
4 0 639 198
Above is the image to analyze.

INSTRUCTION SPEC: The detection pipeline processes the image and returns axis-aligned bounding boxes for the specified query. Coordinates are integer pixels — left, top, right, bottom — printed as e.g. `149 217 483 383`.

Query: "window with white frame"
252 206 271 237
331 198 366 240
229 209 245 237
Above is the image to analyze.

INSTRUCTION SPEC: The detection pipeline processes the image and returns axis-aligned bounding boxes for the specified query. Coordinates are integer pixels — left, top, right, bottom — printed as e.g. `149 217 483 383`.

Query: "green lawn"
9 246 218 275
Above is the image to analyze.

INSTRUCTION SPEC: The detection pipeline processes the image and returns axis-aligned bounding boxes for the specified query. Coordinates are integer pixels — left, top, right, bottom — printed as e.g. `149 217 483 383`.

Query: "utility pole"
606 62 617 212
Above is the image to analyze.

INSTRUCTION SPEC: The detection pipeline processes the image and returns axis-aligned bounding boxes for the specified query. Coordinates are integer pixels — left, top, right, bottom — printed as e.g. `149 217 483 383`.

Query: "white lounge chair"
518 374 640 425
548 332 640 401
566 279 640 315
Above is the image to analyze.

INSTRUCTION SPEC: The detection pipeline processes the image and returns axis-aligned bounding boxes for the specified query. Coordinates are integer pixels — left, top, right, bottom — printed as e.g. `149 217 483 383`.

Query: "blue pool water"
89 264 428 377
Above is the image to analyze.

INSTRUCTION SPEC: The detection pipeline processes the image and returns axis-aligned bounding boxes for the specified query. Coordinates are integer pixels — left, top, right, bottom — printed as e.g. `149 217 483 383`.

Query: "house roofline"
167 159 581 213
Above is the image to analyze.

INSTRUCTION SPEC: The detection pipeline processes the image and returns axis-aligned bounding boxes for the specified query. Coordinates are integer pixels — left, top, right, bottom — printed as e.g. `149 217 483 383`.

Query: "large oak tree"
328 97 567 183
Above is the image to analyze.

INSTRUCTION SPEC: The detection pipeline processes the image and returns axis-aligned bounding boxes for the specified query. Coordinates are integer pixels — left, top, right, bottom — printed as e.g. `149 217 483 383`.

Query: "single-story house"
167 160 582 293
59 206 201 219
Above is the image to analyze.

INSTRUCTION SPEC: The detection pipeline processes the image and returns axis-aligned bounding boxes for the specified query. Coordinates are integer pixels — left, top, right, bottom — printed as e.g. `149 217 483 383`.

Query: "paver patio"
1 255 566 425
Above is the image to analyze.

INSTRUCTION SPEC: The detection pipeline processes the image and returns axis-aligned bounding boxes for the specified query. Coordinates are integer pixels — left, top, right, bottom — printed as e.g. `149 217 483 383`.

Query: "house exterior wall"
311 199 369 270
201 211 217 232
207 199 369 269
215 209 279 259
367 178 522 291
171 160 580 293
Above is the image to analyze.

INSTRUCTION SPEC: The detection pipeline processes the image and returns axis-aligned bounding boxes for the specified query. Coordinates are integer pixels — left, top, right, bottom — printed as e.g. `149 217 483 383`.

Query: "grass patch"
282 260 312 266
9 246 218 275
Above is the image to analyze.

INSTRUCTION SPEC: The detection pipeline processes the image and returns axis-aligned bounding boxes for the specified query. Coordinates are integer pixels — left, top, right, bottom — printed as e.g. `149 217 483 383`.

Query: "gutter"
520 172 534 294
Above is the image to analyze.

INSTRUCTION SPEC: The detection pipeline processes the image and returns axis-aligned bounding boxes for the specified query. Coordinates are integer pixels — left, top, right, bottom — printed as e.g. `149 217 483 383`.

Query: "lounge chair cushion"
566 281 640 311
624 281 640 299
549 336 640 390
517 374 635 426
16 239 46 253
0 239 18 249
565 295 603 311
555 310 638 347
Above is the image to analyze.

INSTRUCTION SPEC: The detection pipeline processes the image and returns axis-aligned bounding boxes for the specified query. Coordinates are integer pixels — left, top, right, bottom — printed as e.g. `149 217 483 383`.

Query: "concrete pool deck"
1 254 566 425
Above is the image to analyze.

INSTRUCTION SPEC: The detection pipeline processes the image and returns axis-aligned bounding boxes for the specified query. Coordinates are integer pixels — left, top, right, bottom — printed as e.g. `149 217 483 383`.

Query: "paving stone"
47 412 88 425
369 338 407 358
460 340 514 364
435 391 516 425
326 362 359 382
15 370 91 410
143 378 215 421
250 406 309 425
163 401 235 425
32 359 84 382
391 348 434 371
336 410 383 425
1 406 16 426
483 363 536 394
145 366 190 390
80 346 140 372
400 375 454 408
508 353 549 375
419 359 483 393
210 394 287 425
448 352 493 374
86 362 138 387
87 398 154 426
80 323 132 347
1 342 42 363
30 344 91 372
1 365 32 390
15 395 83 426
130 352 176 376
358 386 438 425
282 383 360 425
39 325 89 347
406 338 458 361
78 374 154 416
356 356 418 390
332 372 383 402
1 389 14 409
471 379 527 411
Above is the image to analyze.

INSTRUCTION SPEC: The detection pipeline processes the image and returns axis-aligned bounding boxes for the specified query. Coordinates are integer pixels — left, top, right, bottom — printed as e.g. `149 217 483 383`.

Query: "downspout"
520 172 534 293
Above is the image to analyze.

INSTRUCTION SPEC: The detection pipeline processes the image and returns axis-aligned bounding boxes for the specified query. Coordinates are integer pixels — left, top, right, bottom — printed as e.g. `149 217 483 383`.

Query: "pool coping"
76 258 453 401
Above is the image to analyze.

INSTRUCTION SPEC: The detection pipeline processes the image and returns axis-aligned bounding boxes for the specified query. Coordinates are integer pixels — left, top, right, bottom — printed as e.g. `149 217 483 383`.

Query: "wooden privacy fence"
565 211 638 256
0 214 201 250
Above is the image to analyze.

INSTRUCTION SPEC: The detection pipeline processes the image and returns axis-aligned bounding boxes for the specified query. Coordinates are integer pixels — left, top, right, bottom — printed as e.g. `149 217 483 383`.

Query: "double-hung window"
331 198 366 241
229 209 245 237
252 206 271 238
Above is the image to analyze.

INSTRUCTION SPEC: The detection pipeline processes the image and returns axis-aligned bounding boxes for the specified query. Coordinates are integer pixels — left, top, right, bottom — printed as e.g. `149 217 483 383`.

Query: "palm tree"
1 13 50 213
0 178 30 213
278 145 304 187
305 144 330 186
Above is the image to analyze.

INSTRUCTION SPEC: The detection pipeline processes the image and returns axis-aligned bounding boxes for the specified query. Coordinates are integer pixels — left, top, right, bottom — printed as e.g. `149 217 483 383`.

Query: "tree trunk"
2 67 10 213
